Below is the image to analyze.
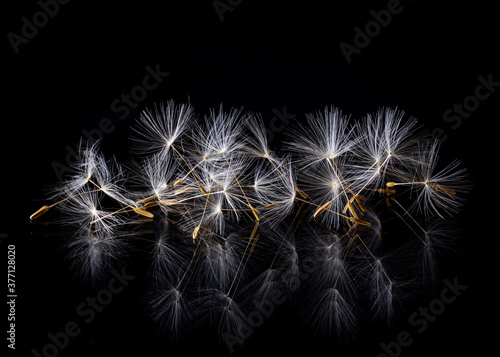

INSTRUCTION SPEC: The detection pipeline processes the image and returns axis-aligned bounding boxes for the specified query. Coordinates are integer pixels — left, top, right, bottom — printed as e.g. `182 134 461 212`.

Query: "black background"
2 0 498 356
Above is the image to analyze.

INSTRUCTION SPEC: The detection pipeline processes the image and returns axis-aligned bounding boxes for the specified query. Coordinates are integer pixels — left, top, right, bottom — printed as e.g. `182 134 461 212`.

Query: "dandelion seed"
302 287 358 339
192 225 200 242
29 205 51 220
408 140 469 218
30 99 470 346
173 178 184 187
286 106 357 166
131 100 194 157
146 286 191 340
132 207 154 218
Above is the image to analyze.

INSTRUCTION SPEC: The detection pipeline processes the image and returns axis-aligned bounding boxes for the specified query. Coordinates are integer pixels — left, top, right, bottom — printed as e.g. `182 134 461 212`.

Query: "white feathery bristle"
32 99 472 346
302 287 358 339
147 287 190 340
351 107 421 189
241 268 282 307
194 105 247 159
312 231 352 289
51 141 101 197
93 154 135 207
368 258 397 322
244 112 273 159
408 140 469 218
300 156 352 229
148 221 188 288
270 156 299 221
131 100 194 157
58 189 124 235
136 152 178 197
64 229 127 285
276 239 301 293
199 289 250 343
414 219 460 287
286 106 357 168
198 240 241 291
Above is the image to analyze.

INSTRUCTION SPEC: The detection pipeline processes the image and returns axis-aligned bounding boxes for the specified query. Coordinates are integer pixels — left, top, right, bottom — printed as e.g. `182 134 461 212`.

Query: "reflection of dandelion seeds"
30 100 471 348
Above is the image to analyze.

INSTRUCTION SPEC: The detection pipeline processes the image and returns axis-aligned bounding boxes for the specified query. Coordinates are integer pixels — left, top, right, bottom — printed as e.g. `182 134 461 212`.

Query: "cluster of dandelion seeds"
31 100 469 345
